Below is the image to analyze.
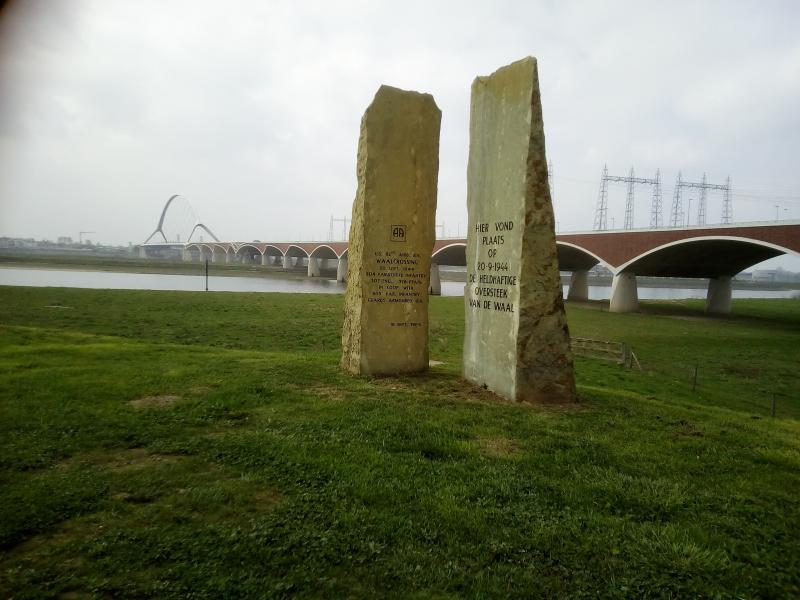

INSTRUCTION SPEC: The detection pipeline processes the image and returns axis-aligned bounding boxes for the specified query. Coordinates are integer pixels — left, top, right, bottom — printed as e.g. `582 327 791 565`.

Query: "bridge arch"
309 244 340 260
616 236 798 278
284 244 310 258
144 194 181 244
428 241 608 271
235 243 264 256
186 243 217 260
234 243 262 264
143 195 221 245
262 244 285 257
432 242 466 266
555 242 607 272
187 223 220 243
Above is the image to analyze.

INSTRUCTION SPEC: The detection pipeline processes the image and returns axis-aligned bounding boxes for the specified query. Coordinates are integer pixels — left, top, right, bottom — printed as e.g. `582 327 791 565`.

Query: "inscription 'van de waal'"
463 57 576 403
341 85 441 376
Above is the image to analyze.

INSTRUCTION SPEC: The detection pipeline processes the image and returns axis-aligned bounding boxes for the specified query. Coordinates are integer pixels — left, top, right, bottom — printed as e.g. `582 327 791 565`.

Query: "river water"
0 267 797 300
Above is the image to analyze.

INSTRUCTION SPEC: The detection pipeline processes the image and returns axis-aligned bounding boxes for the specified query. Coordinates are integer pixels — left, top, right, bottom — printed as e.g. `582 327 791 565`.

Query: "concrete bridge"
143 220 800 314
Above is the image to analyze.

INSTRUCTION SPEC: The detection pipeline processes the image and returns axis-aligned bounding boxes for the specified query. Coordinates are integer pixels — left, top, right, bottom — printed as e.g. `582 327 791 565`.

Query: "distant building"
589 264 613 278
752 270 777 283
57 236 73 245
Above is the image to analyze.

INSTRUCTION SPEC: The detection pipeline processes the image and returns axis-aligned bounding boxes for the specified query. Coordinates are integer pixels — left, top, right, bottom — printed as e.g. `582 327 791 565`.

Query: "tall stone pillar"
429 263 441 295
337 257 349 282
182 248 191 262
226 252 233 264
138 246 147 259
567 270 589 302
706 276 732 314
261 254 269 266
282 255 292 269
341 85 441 376
307 257 320 277
609 272 639 313
463 57 575 404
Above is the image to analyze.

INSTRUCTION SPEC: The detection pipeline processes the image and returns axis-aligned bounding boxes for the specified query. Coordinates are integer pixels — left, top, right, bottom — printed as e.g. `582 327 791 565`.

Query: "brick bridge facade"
166 221 799 313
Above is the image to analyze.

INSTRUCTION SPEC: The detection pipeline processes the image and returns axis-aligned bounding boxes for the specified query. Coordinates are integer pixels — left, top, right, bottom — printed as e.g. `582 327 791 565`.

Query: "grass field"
1 286 798 598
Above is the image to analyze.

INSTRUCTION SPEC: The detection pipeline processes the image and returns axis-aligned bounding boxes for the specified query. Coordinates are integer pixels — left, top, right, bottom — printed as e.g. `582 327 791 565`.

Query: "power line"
555 175 799 202
593 165 662 230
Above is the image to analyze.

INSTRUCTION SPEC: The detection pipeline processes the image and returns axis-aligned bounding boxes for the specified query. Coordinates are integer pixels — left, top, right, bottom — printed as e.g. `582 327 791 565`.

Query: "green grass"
1 286 798 598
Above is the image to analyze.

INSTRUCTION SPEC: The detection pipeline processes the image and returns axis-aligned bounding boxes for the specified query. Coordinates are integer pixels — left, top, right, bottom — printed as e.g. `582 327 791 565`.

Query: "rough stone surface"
463 57 576 403
341 85 441 376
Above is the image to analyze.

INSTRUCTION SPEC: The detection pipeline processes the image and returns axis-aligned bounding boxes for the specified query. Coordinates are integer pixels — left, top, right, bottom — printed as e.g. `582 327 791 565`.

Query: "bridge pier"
337 258 348 282
138 246 147 259
610 272 639 313
307 257 320 277
429 263 441 296
282 255 293 269
567 270 589 302
181 248 191 262
211 250 223 264
706 276 732 314
261 254 270 266
226 252 233 264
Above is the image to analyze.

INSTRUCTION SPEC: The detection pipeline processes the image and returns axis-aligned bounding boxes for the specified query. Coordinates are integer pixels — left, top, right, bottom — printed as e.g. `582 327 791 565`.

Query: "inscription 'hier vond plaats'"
466 219 518 314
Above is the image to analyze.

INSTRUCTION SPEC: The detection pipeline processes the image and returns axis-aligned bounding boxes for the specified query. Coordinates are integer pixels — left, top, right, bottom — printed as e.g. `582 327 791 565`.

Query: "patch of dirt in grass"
129 394 182 408
284 382 348 402
671 419 704 438
102 449 185 472
373 374 588 411
11 516 102 557
306 383 348 401
203 425 247 439
474 436 521 458
58 448 186 473
251 488 282 510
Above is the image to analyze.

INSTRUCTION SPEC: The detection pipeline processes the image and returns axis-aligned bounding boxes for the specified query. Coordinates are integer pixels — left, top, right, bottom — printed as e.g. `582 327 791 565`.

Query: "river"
0 267 797 299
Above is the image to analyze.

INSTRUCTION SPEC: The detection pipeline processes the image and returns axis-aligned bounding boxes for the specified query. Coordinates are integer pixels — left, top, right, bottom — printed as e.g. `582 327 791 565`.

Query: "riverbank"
1 287 798 597
0 252 319 280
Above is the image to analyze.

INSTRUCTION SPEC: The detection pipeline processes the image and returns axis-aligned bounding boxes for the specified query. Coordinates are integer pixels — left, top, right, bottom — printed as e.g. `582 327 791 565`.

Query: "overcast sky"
1 0 798 268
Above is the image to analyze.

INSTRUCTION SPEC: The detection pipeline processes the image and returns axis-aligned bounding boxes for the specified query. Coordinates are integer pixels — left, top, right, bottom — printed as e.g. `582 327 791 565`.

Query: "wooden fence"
571 337 641 369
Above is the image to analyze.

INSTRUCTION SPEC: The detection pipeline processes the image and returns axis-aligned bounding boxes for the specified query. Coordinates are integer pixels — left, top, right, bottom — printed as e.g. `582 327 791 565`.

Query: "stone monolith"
463 57 576 403
341 85 441 376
